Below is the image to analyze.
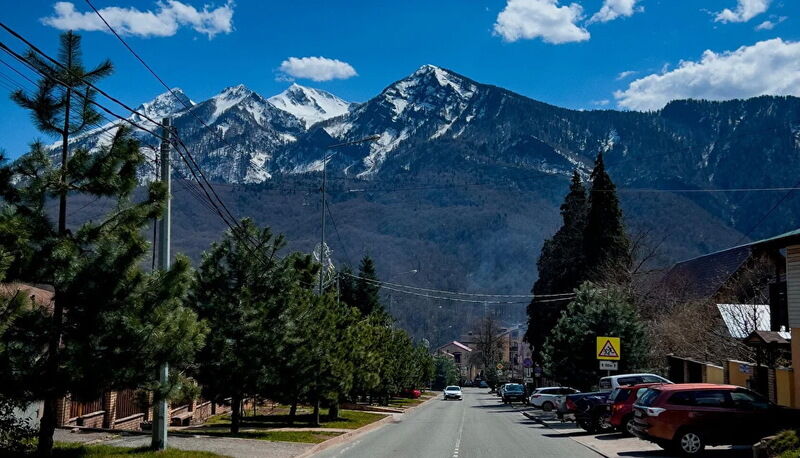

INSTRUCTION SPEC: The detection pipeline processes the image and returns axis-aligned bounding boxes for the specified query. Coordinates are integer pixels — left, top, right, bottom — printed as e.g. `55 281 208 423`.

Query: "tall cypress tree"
525 170 587 360
583 152 632 283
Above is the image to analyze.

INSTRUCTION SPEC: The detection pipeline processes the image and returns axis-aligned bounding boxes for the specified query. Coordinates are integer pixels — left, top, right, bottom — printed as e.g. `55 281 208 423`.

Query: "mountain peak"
135 88 193 121
268 84 353 128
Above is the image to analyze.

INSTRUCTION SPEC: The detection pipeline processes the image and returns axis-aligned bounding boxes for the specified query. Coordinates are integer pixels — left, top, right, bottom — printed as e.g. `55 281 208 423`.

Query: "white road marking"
453 396 466 458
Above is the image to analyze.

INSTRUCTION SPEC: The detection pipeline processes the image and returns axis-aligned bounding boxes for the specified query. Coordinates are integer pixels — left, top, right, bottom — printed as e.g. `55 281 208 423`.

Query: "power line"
325 200 354 268
344 272 575 299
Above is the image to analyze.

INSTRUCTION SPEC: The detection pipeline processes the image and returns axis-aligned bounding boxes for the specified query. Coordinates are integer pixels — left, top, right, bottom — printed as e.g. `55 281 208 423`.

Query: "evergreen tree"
354 256 383 316
525 170 587 361
541 283 647 390
191 219 287 434
583 152 632 283
0 130 206 455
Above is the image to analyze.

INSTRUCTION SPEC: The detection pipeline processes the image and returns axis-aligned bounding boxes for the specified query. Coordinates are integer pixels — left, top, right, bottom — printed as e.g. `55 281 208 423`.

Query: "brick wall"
113 413 145 430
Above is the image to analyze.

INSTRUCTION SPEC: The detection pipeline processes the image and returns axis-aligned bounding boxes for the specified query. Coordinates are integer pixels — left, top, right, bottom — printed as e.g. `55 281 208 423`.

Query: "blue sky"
1 0 799 158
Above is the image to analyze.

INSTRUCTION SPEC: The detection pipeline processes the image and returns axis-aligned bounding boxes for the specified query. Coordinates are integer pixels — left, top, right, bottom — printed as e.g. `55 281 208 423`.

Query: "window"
599 378 612 390
731 389 771 410
618 377 643 386
561 388 578 395
693 390 730 407
453 352 461 364
610 388 631 403
642 375 667 384
637 389 661 407
668 391 694 406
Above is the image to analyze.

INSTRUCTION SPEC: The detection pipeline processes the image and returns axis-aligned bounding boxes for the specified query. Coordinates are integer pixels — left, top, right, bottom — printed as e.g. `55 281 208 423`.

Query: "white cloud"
493 0 590 44
714 0 770 23
40 1 234 39
755 16 786 30
616 70 637 80
278 57 357 82
615 39 800 111
591 99 611 106
588 0 643 24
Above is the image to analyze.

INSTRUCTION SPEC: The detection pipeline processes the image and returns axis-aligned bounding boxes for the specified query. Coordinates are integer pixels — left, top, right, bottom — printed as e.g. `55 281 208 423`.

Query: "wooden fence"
69 397 102 419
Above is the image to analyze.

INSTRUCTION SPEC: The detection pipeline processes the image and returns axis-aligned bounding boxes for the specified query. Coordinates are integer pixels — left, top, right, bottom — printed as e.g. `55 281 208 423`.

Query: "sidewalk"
55 428 313 458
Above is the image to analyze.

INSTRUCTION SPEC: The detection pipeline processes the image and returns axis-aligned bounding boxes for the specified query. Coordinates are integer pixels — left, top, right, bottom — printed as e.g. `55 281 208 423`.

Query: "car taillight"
644 407 665 417
612 404 621 413
566 399 576 411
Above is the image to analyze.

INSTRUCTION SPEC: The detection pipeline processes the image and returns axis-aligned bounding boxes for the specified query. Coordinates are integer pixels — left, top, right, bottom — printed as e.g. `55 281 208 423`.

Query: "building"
659 229 800 407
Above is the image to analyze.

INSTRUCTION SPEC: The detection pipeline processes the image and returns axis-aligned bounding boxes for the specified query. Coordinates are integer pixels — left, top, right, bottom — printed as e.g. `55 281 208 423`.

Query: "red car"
401 388 422 398
632 383 800 456
608 383 661 436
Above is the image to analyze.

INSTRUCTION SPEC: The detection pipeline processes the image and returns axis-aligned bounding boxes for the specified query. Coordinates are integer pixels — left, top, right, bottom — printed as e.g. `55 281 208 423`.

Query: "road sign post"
597 336 621 376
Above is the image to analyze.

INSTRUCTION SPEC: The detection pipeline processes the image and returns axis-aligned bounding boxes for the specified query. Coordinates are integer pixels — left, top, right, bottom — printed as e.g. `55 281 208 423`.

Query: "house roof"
661 245 753 300
436 340 473 353
745 330 791 345
716 304 771 339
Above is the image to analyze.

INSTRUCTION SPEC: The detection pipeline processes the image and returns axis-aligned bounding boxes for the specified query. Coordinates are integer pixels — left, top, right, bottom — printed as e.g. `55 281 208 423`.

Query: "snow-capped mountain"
170 85 305 183
268 84 353 129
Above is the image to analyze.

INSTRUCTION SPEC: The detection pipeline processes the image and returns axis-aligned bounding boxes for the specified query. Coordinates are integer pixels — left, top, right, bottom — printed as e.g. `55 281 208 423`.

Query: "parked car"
632 383 800 456
599 373 672 390
568 391 615 433
529 387 580 412
401 388 422 398
608 383 661 436
502 383 527 404
443 385 463 401
497 383 509 397
478 380 489 388
462 380 473 387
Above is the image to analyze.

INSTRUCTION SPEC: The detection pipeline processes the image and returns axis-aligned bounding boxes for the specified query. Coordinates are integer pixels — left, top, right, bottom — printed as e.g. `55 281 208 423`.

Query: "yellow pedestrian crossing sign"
597 337 621 361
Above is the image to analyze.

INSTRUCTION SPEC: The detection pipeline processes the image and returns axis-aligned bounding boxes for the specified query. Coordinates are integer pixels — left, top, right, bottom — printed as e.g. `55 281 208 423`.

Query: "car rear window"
599 378 612 390
637 388 661 407
609 388 631 403
506 384 524 392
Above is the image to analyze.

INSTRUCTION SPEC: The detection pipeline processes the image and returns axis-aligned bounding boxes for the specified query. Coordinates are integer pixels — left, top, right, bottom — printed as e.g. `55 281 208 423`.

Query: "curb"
298 395 438 457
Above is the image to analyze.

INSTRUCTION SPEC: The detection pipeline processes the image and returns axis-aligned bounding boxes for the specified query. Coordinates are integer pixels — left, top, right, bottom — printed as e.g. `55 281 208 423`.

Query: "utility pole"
317 135 380 295
318 149 328 295
152 117 171 451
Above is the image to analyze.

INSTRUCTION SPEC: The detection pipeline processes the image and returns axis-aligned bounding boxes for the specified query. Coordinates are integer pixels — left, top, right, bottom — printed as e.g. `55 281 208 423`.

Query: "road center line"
453 396 466 458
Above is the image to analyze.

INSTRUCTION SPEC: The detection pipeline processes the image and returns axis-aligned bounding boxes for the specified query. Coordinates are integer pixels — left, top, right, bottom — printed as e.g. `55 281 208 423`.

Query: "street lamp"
387 269 418 311
318 135 380 295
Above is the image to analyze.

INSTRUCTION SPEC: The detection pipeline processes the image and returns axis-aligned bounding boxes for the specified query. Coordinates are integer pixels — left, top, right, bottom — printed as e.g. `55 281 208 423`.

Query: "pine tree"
583 152 632 283
354 256 384 316
0 129 206 455
525 170 587 361
191 219 288 434
541 283 647 390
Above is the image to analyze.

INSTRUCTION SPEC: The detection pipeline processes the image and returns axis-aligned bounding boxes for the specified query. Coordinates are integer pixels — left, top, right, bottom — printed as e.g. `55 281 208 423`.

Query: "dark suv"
632 383 800 456
501 383 527 405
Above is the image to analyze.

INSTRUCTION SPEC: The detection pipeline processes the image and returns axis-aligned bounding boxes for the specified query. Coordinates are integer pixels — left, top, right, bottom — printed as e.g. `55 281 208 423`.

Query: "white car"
598 373 671 390
443 385 463 400
528 386 580 411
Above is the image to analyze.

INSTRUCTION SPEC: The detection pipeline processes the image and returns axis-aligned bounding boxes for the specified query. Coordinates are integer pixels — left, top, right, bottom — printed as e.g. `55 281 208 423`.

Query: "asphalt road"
314 388 602 458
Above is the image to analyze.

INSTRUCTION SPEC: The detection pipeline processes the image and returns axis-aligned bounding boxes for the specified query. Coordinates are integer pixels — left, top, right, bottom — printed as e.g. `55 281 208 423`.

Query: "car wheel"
621 416 636 437
577 420 597 434
542 401 554 412
675 430 705 456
